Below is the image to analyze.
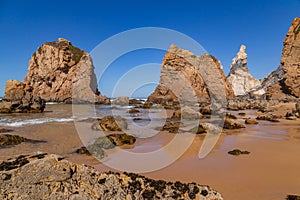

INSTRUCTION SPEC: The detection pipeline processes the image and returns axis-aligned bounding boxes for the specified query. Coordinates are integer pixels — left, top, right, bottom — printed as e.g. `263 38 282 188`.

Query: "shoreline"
0 103 299 199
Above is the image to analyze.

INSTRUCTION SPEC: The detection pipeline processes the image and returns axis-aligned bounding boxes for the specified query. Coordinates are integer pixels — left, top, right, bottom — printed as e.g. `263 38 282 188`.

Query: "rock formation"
261 18 300 99
227 45 261 96
3 38 109 104
145 45 234 108
0 80 45 113
266 18 300 99
0 154 223 200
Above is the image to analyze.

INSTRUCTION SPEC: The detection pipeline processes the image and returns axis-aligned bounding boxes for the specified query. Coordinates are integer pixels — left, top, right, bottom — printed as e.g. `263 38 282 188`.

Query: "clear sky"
0 0 299 97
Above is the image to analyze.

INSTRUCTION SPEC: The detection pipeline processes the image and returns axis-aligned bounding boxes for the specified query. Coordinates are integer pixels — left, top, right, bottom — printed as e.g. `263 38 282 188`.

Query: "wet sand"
0 103 300 199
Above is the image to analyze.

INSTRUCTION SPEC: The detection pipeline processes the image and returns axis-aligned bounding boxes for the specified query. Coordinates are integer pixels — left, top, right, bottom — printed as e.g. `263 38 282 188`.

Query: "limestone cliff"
227 45 261 96
22 38 109 103
145 45 234 108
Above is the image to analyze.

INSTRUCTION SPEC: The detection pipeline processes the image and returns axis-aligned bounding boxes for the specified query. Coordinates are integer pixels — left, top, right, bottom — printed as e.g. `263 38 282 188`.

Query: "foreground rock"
92 116 128 131
0 80 45 113
0 154 223 200
227 45 261 97
0 134 28 147
145 45 234 108
172 106 203 119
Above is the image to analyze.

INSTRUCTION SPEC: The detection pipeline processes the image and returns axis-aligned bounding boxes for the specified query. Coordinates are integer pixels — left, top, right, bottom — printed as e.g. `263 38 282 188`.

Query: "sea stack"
145 45 234 108
22 38 109 103
227 45 261 97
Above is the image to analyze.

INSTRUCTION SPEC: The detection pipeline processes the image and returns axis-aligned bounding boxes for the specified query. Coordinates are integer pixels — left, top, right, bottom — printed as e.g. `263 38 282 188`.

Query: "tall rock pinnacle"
227 45 261 97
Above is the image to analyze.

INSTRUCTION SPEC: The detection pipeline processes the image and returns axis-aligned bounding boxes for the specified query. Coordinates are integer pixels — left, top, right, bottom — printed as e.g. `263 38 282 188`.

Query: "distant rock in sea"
227 45 261 97
0 154 223 200
145 44 234 108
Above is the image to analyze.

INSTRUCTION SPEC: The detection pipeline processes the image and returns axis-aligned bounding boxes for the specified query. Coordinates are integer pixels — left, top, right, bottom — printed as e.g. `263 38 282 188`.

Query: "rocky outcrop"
145 45 234 108
0 154 223 200
13 38 109 104
0 80 45 113
264 18 300 99
227 45 261 96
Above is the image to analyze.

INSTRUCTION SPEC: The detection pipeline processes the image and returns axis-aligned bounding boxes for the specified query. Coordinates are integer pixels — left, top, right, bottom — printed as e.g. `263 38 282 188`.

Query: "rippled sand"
0 103 300 199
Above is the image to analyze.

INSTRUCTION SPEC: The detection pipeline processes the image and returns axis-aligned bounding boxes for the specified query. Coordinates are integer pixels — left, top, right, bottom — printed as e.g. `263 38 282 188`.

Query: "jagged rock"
227 45 261 96
92 116 128 131
15 38 110 104
129 98 143 105
0 154 223 200
112 96 129 106
145 45 234 109
223 117 245 129
265 18 300 99
245 118 258 124
0 80 45 113
0 134 28 147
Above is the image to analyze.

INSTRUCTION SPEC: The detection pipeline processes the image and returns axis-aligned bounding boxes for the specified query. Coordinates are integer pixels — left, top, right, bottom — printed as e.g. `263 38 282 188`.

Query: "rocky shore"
0 154 223 200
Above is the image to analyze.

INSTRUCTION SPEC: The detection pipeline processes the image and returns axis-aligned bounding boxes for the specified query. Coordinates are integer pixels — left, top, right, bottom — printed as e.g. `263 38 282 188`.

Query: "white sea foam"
0 118 74 127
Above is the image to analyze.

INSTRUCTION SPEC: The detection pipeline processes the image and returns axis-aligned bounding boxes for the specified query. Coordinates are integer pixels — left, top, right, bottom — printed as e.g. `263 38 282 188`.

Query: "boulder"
227 45 261 96
223 117 245 129
245 118 258 124
92 116 128 131
0 154 223 199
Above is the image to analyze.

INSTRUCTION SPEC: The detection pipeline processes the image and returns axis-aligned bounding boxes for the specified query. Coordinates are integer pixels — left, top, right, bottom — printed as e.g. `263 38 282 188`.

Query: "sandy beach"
0 103 299 199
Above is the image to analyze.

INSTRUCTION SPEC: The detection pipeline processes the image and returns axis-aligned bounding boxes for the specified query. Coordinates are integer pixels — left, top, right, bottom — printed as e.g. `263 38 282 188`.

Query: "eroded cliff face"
21 38 109 103
266 18 300 99
145 45 234 108
227 45 261 97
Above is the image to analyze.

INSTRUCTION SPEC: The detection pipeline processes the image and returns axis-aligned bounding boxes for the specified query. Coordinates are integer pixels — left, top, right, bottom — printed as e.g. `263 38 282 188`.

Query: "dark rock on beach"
0 154 223 199
228 149 250 156
0 134 28 147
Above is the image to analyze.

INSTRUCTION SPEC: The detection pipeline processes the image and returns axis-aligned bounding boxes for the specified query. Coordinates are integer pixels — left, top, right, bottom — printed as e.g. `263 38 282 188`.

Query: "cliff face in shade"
266 18 300 99
145 45 234 108
22 38 109 103
227 45 261 96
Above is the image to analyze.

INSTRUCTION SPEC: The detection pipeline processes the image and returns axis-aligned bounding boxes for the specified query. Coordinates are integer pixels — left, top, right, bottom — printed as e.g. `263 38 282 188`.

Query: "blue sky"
0 0 299 97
